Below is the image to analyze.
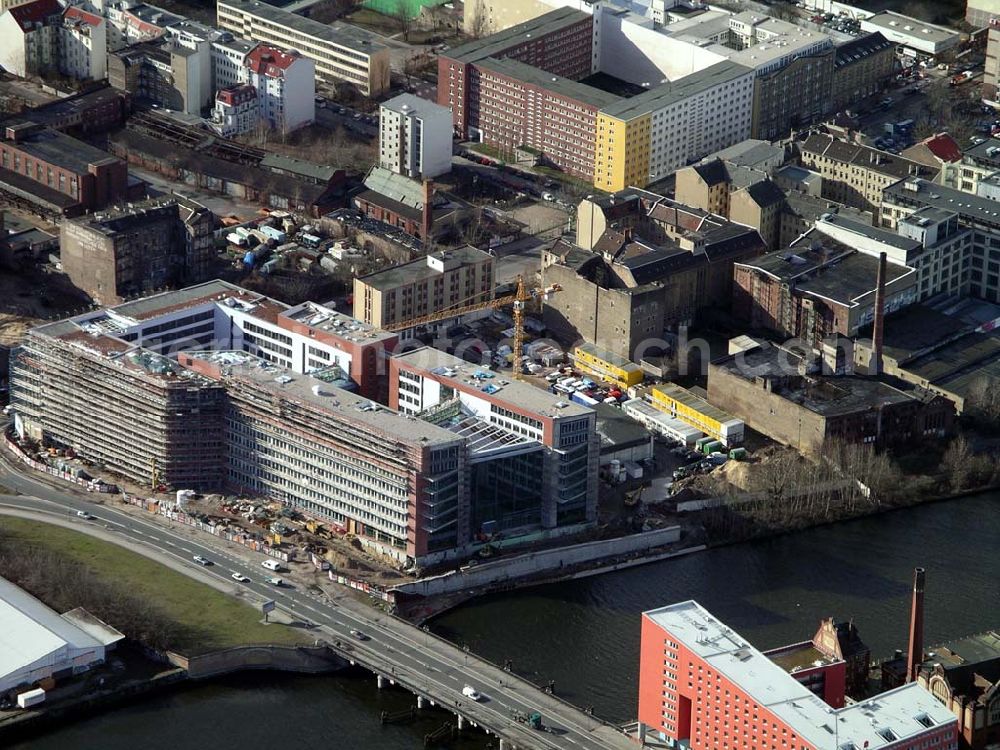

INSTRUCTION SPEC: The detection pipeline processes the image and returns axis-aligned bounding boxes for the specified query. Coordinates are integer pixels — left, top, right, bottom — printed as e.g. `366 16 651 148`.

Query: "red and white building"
60 6 107 81
211 83 258 137
639 601 959 750
244 45 315 135
0 0 107 81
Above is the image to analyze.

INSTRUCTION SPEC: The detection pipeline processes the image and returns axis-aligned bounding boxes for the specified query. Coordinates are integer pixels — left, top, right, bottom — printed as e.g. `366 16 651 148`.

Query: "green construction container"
702 440 723 454
695 436 713 451
729 447 748 461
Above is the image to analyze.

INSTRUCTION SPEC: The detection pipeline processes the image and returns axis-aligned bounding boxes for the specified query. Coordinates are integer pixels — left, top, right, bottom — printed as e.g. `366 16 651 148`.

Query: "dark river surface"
13 492 999 750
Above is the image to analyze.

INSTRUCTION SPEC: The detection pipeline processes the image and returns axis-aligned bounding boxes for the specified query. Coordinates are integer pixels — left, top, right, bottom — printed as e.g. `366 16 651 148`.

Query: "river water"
13 493 1000 750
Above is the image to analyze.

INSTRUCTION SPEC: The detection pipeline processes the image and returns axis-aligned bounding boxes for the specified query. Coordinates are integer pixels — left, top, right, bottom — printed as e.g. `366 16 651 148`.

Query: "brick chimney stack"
871 251 887 375
421 179 433 243
906 567 925 683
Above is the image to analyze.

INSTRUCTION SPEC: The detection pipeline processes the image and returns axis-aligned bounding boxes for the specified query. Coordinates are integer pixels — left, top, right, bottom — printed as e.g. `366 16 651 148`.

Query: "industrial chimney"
421 179 433 244
870 251 887 375
906 567 925 683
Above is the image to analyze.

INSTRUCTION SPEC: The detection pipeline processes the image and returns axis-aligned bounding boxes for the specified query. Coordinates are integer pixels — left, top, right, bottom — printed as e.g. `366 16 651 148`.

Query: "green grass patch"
0 517 310 656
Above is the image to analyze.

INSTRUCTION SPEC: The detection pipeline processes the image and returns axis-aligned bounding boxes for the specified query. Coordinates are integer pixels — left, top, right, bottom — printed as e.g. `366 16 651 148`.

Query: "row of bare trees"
0 536 183 651
698 431 1000 543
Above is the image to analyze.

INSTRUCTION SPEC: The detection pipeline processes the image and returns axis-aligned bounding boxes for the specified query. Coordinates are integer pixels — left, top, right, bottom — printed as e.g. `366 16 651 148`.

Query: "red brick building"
0 125 127 215
468 57 616 181
437 7 595 142
638 600 960 750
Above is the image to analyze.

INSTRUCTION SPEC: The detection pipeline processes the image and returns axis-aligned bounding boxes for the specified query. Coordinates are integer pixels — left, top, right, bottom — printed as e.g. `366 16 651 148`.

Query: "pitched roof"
921 133 963 163
692 159 729 187
245 45 300 77
63 5 103 26
6 0 61 31
742 179 786 208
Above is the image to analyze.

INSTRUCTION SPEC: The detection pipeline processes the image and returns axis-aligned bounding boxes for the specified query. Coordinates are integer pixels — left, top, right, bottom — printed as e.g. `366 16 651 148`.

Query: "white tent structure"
0 576 124 694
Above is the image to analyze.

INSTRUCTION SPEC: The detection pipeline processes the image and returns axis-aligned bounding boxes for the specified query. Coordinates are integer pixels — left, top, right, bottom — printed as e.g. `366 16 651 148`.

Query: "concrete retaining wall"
392 526 681 598
168 645 347 679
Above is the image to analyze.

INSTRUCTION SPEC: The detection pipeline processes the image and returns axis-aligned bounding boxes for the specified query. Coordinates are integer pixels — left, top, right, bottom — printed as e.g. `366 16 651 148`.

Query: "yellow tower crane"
386 275 561 380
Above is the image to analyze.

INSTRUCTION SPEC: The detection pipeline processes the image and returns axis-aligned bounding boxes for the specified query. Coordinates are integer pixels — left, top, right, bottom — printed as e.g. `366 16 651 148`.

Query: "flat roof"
884 177 1000 227
380 92 451 118
445 7 589 64
477 57 621 109
394 347 594 419
356 245 491 292
0 85 123 129
645 601 955 749
600 61 753 120
816 213 920 253
218 0 386 53
714 343 922 416
281 300 396 344
651 382 739 426
7 129 119 174
594 402 650 448
707 138 784 169
861 11 959 45
574 342 642 373
622 398 703 438
191 350 460 444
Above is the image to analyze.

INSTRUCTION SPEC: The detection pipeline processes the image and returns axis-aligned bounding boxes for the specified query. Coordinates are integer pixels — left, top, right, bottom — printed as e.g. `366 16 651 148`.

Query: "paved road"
0 458 634 750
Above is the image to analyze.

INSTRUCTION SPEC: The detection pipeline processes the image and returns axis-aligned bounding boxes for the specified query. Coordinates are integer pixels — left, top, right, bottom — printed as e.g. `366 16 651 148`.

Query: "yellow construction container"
572 344 643 389
649 383 744 446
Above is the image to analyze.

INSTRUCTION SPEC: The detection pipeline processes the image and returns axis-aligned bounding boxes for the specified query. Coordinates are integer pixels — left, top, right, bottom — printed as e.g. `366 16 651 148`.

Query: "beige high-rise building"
353 246 494 330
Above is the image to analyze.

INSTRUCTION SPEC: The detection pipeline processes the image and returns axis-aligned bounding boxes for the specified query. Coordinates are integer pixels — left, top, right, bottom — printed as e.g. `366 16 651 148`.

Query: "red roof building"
5 0 61 32
245 45 299 78
902 133 964 189
62 6 103 27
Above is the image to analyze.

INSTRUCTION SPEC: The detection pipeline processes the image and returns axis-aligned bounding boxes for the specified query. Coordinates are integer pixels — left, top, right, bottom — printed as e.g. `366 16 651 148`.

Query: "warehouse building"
707 341 954 455
859 11 960 57
0 576 124 694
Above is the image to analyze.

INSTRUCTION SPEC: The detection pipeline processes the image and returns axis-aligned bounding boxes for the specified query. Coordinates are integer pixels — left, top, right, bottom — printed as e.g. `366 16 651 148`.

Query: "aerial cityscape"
0 0 997 745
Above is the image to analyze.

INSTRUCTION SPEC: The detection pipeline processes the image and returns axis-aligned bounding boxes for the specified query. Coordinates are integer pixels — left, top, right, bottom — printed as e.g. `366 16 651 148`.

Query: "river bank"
399 482 1000 624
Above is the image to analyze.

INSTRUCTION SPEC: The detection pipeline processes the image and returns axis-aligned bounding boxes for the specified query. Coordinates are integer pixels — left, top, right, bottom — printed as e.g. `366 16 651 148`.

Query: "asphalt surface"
0 454 633 750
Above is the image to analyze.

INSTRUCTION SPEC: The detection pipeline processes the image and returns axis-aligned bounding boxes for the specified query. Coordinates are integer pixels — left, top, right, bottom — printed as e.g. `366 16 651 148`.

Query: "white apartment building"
211 32 257 91
101 1 184 51
646 64 756 183
0 0 108 81
211 83 258 137
217 0 390 96
0 0 59 79
60 6 107 80
245 45 314 134
378 93 453 180
815 210 973 301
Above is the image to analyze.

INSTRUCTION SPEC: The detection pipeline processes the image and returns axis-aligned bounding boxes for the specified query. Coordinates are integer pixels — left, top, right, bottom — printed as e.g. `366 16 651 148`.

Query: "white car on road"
231 572 250 583
462 685 482 701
